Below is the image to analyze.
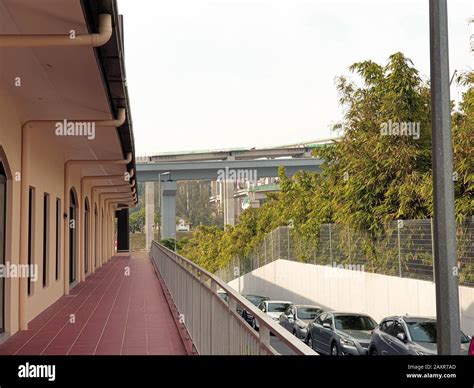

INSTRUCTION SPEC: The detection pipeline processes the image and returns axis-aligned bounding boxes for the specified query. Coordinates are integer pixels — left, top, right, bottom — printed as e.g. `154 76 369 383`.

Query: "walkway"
0 255 187 355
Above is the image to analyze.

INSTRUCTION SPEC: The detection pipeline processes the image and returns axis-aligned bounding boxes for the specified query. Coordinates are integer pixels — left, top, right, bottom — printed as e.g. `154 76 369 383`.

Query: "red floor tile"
0 256 187 355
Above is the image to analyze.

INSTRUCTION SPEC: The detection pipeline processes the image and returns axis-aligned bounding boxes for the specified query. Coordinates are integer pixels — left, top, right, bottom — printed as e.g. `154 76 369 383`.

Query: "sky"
119 0 473 155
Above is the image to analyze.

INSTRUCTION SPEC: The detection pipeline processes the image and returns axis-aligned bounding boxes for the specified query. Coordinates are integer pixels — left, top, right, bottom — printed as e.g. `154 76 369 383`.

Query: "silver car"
279 304 324 340
306 311 377 355
369 316 470 355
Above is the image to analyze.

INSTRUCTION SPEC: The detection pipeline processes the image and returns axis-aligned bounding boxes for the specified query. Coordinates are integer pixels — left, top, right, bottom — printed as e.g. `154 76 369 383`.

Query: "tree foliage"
179 53 473 272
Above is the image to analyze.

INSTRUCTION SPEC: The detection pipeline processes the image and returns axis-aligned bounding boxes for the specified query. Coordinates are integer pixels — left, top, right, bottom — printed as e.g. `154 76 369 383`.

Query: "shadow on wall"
230 273 333 315
228 259 474 336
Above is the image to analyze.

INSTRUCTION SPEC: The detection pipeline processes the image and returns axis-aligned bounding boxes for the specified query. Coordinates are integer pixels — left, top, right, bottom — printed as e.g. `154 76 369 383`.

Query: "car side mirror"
396 332 406 342
323 323 332 330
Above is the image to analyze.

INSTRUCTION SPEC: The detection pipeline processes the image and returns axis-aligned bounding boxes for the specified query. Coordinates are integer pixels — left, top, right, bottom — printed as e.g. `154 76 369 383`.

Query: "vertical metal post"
429 0 461 355
397 221 402 277
287 226 290 260
271 230 274 262
264 235 267 264
238 256 241 294
329 224 333 264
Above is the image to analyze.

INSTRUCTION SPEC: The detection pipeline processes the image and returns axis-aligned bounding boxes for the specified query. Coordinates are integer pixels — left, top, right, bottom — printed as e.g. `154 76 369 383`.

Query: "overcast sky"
120 0 473 155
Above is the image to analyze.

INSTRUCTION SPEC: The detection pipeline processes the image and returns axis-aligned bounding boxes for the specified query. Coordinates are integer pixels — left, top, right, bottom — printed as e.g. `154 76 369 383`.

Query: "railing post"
199 272 206 354
259 324 271 355
228 297 236 354
209 279 218 355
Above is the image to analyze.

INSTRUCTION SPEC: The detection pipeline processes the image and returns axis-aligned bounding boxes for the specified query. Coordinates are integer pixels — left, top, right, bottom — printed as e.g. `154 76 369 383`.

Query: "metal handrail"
151 241 316 355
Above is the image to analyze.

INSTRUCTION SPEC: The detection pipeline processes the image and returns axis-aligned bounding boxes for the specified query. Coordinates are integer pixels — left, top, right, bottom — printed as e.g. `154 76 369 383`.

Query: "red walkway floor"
0 256 187 355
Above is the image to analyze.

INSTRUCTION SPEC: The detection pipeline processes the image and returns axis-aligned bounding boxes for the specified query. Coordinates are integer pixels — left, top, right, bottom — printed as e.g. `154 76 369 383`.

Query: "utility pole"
429 0 461 355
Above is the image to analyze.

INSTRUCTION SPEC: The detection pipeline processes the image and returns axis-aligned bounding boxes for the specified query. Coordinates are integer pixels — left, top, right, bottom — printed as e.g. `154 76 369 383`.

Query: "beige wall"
0 92 118 335
228 259 474 336
0 89 22 334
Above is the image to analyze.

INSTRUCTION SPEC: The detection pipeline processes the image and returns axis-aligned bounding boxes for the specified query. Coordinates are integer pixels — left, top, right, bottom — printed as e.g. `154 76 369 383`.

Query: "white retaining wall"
228 259 474 335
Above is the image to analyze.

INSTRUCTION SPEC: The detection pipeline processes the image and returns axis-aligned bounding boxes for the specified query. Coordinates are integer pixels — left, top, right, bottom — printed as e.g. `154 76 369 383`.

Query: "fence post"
264 235 267 264
329 224 333 264
397 220 403 277
271 231 274 262
238 256 241 294
277 227 281 261
287 226 290 260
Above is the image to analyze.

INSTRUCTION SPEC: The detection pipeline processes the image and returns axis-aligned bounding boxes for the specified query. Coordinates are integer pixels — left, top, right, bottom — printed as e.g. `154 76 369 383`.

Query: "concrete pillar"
160 181 177 240
145 182 154 249
116 209 130 252
223 180 235 228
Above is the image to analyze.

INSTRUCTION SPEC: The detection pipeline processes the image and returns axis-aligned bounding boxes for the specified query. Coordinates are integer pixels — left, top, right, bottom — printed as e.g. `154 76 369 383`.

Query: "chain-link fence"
216 218 474 287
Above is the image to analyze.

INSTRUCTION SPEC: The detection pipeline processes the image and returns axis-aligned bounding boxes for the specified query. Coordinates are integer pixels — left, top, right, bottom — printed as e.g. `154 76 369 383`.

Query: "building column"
145 182 154 249
160 181 177 240
116 209 130 253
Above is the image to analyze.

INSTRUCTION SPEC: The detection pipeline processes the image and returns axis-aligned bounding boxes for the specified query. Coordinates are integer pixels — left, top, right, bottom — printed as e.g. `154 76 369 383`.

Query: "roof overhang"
0 0 136 200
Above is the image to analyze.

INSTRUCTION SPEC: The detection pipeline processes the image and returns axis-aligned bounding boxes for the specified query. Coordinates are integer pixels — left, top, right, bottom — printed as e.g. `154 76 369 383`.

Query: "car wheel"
331 342 339 356
292 329 298 337
370 347 378 356
252 319 258 331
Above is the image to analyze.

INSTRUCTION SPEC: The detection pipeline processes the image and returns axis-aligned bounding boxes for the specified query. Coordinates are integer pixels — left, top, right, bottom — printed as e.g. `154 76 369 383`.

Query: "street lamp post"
429 0 461 355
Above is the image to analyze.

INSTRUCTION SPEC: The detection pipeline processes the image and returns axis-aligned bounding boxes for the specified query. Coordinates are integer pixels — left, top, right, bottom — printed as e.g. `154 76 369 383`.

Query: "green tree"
179 54 473 272
129 207 145 233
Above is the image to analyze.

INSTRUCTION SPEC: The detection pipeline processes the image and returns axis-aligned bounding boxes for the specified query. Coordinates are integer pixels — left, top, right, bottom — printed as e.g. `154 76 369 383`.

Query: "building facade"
0 0 136 337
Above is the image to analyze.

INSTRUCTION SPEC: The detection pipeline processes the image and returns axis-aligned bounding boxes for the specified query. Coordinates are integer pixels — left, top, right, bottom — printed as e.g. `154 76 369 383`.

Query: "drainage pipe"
0 14 112 48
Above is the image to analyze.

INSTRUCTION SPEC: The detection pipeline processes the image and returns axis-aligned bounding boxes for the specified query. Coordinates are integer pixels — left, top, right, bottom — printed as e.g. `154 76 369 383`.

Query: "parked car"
369 316 470 355
279 304 324 340
238 294 270 327
254 300 292 330
305 311 377 355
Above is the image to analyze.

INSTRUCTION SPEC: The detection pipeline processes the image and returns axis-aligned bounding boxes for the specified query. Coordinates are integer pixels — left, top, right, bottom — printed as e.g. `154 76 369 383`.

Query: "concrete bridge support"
161 181 177 240
145 182 155 249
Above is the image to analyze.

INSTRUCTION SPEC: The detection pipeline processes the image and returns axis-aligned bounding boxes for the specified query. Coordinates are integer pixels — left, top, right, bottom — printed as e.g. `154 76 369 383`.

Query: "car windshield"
406 321 470 343
334 315 376 330
297 308 322 320
246 295 266 306
268 303 289 313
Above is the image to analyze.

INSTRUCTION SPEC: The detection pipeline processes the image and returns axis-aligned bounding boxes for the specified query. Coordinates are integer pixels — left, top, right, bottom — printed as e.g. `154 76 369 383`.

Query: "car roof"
295 304 323 309
330 312 373 317
244 294 268 298
266 300 292 304
402 316 436 323
381 315 436 323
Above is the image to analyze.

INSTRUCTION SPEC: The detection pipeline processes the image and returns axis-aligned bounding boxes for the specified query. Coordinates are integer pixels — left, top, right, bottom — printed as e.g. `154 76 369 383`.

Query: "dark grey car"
279 304 324 340
239 294 270 327
369 316 470 355
305 312 377 355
